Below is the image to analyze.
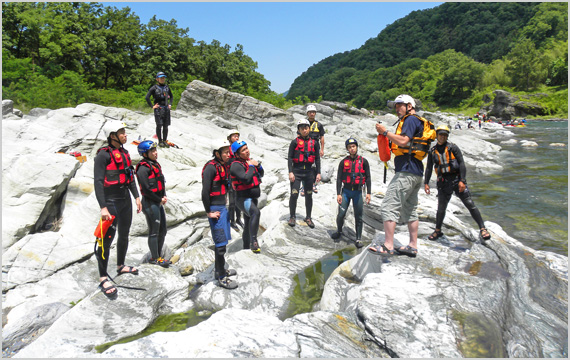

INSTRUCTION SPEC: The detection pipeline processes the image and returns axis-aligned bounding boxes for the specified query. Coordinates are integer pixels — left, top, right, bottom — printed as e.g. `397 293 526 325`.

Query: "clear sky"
103 2 442 94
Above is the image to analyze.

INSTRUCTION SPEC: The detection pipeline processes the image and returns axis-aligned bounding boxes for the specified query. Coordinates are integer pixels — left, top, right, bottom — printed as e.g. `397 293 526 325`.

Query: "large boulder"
480 90 547 120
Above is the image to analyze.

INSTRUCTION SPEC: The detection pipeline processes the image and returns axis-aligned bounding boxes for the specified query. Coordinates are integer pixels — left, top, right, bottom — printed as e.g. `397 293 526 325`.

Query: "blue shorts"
208 205 231 247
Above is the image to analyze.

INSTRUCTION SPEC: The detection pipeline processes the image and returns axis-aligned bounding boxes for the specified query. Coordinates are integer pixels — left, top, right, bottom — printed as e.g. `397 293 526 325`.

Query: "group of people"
93 78 491 298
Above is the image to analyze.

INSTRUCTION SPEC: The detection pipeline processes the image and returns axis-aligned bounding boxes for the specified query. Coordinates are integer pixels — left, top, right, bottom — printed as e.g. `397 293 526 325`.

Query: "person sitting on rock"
287 119 321 228
145 72 173 148
93 120 142 299
424 125 492 243
226 129 244 232
303 104 325 195
135 140 170 268
201 141 238 289
330 138 371 248
230 140 264 253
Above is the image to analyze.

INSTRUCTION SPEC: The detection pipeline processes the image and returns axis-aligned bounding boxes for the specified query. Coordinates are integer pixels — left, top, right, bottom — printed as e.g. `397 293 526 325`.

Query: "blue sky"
103 2 442 93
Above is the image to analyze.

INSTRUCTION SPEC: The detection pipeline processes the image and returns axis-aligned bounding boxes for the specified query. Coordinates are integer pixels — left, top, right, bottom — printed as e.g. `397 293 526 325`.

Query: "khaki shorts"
381 171 422 224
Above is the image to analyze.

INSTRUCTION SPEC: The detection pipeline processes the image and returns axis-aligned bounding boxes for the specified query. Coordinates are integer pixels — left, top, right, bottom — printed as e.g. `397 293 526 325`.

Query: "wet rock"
520 140 539 147
3 99 14 116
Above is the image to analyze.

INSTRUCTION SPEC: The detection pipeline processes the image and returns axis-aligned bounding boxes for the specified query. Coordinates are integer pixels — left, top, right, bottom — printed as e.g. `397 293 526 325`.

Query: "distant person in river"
145 72 173 148
136 140 170 268
424 125 492 243
226 129 244 231
287 119 321 228
330 138 371 249
201 141 238 289
230 140 264 253
302 104 325 196
94 120 142 299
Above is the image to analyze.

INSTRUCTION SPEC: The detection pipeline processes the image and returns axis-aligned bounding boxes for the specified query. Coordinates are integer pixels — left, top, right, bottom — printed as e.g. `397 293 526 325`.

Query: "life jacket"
136 159 165 194
292 137 316 164
97 146 134 187
309 120 321 139
390 114 436 161
231 160 261 192
201 159 228 197
431 143 459 177
341 155 366 186
153 84 170 106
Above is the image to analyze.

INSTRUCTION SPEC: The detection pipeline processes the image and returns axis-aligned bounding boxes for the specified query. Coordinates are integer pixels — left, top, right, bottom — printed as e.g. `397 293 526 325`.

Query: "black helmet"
156 72 166 78
345 138 358 148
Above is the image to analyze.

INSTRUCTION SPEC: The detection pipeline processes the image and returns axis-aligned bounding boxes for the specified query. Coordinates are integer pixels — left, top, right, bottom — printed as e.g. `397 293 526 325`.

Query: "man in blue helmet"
145 72 173 148
331 138 371 248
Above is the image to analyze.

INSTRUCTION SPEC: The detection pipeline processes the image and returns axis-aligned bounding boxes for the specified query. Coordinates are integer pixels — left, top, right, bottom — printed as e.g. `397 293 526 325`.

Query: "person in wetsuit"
226 129 243 231
145 72 173 147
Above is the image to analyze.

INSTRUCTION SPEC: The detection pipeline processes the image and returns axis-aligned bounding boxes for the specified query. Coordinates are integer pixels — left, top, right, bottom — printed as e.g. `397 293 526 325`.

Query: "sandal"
480 228 491 240
117 265 139 276
251 241 261 253
395 245 418 258
428 230 444 241
305 218 315 229
98 279 118 299
218 276 238 289
288 217 296 227
368 243 395 256
300 187 305 197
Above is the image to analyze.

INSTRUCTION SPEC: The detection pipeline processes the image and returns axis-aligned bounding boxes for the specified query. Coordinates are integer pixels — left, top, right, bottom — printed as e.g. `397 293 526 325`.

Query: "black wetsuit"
308 120 325 184
94 144 139 277
226 150 242 226
145 84 173 142
425 141 485 230
287 136 321 219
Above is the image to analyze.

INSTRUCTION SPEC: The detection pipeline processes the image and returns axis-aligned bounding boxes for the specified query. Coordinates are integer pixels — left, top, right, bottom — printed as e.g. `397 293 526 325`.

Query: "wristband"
383 130 388 137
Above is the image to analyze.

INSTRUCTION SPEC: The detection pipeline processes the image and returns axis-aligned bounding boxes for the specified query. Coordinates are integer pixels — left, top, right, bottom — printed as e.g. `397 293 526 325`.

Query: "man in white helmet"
370 94 424 257
304 104 325 195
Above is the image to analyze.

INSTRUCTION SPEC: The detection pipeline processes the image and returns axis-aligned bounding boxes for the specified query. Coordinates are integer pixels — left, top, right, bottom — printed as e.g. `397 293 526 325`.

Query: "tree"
505 38 543 91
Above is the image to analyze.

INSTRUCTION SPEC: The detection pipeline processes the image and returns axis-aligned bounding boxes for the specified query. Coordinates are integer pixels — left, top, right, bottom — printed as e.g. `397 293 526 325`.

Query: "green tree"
505 38 543 91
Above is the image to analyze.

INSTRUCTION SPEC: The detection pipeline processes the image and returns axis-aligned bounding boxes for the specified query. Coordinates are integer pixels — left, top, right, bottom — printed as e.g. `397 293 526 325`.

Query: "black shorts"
154 107 171 126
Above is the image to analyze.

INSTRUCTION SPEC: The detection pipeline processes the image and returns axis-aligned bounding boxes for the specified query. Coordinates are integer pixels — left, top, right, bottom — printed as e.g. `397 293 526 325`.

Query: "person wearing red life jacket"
330 138 371 248
226 129 244 231
230 140 264 253
93 120 142 299
287 119 321 228
136 140 170 268
202 141 238 289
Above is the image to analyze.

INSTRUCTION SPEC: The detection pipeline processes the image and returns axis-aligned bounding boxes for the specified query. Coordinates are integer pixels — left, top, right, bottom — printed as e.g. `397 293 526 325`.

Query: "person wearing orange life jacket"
424 125 492 243
287 119 321 228
202 141 238 289
230 141 264 253
136 140 170 268
226 129 243 231
370 94 431 257
93 120 142 299
330 138 371 248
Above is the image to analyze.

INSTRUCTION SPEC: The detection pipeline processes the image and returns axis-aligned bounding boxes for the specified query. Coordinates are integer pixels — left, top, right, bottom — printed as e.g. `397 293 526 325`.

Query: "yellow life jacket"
309 120 320 138
431 143 459 177
390 114 436 161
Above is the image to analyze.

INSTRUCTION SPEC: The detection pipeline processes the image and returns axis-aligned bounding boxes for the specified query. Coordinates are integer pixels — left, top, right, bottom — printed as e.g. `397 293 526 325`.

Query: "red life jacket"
292 137 316 164
341 155 366 185
136 159 165 194
231 160 260 191
97 146 134 187
201 159 228 197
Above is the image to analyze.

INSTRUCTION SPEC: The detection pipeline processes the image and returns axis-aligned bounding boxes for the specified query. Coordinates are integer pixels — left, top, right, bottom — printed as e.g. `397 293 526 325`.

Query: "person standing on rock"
287 119 321 228
135 140 170 268
424 125 492 243
369 94 434 257
330 138 371 248
145 72 173 148
226 129 244 231
94 120 142 299
230 141 264 253
303 104 325 195
201 141 238 289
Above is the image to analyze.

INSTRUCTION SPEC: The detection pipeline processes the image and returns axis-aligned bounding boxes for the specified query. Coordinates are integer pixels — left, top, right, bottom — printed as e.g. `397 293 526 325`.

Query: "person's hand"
168 105 171 110
101 207 112 221
458 181 466 193
316 174 322 183
376 123 386 134
135 197 142 213
424 184 430 195
320 149 324 157
153 104 160 109
161 196 167 205
337 195 342 204
247 159 259 167
365 194 371 204
289 172 295 182
207 211 221 219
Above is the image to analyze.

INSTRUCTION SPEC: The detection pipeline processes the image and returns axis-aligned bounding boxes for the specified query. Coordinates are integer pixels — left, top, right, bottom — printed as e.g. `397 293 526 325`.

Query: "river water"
467 120 568 256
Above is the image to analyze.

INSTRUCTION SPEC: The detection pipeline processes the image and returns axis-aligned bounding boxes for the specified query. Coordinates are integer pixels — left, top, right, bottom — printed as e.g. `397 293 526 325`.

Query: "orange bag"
377 134 391 162
94 216 115 239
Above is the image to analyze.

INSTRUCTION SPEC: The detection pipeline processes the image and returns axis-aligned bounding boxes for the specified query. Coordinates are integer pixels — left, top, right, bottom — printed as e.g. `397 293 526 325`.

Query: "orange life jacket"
390 114 436 161
431 143 459 177
97 146 134 187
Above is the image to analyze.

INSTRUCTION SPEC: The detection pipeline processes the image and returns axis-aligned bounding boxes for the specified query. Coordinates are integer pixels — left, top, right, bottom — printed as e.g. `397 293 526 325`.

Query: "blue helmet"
138 140 157 156
231 140 247 155
156 72 166 78
345 138 358 148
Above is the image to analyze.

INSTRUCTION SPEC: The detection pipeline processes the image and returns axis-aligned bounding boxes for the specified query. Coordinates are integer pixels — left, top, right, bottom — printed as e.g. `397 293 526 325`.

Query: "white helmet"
103 120 127 138
227 129 240 137
297 119 310 128
212 139 230 152
306 104 317 113
387 94 416 109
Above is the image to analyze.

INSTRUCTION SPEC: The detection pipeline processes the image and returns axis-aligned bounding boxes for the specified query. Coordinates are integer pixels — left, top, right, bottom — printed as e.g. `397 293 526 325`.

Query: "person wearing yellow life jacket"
370 94 433 257
304 104 325 195
202 141 238 289
230 140 264 253
226 129 243 231
136 140 170 268
424 125 492 243
287 119 321 228
93 120 142 299
330 138 371 248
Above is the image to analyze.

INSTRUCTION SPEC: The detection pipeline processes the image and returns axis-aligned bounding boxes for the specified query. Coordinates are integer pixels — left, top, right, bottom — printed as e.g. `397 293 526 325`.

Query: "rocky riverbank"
2 81 567 358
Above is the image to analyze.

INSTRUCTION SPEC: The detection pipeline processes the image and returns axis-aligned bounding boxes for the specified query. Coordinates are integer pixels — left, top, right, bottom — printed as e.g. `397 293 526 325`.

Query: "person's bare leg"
406 220 419 250
383 220 396 251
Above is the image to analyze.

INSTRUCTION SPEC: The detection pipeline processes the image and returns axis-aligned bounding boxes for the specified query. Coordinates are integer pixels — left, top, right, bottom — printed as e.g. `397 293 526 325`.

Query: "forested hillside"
286 2 568 115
